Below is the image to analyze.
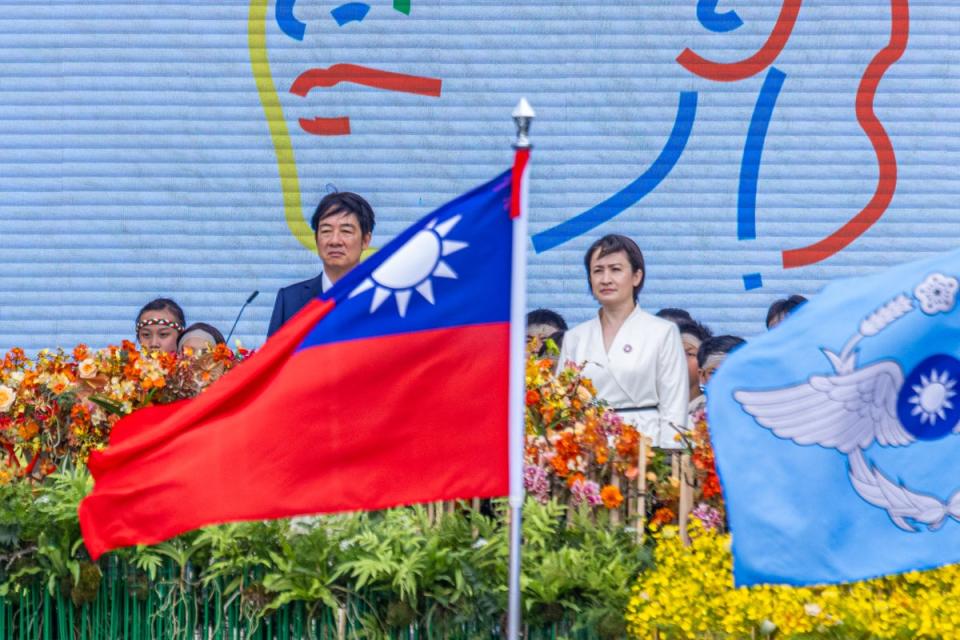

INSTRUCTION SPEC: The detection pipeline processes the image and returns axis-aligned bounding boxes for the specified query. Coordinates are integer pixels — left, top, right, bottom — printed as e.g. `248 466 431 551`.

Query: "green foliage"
0 473 649 636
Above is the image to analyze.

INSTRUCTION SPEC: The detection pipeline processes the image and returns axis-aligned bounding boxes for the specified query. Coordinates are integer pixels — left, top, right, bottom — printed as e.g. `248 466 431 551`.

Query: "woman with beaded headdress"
135 298 186 353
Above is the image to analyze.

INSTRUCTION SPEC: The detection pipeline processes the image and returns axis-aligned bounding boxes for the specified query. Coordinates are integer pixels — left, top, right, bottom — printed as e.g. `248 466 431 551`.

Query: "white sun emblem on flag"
349 215 468 317
908 369 957 424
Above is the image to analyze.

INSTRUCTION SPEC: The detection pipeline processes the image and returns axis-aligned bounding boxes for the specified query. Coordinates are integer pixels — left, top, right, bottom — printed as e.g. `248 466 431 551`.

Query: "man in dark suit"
268 192 375 336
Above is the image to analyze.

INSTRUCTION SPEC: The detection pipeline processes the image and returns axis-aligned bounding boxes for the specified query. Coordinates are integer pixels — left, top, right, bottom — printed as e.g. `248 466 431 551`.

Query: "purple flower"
524 465 550 504
570 479 602 507
691 503 723 531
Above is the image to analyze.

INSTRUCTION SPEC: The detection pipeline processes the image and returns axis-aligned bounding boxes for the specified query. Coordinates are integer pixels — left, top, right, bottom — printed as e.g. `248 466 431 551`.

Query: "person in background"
136 298 186 354
655 307 693 324
559 234 688 448
675 319 713 418
268 192 375 336
765 294 808 330
178 322 226 354
526 308 568 356
697 335 747 392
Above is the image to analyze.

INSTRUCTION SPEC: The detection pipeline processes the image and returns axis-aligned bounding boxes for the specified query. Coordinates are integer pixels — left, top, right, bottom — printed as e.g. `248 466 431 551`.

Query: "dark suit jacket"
267 274 324 337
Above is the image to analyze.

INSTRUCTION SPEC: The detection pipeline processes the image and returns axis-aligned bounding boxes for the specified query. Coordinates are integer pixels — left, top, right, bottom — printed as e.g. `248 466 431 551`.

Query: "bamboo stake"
636 436 647 543
679 452 694 546
610 473 621 526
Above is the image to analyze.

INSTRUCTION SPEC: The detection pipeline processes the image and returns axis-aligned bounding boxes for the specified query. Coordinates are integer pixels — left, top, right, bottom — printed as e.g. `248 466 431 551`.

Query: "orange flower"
549 455 569 477
141 375 166 391
540 405 555 423
566 472 585 488
616 426 640 459
555 432 580 459
525 390 540 406
16 421 39 441
212 343 235 365
72 344 90 362
594 448 609 465
702 471 722 499
651 507 676 526
600 484 623 509
70 404 91 424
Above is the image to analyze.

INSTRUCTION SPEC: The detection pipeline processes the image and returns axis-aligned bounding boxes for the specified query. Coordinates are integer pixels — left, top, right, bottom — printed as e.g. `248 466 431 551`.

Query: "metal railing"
1 557 599 640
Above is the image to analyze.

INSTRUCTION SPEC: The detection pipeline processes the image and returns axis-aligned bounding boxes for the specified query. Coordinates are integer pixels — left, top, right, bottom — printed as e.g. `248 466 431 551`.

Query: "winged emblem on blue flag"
734 273 960 532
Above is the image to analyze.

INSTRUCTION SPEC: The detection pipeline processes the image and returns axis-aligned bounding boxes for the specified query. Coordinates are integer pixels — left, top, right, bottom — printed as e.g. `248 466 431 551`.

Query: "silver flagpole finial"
512 98 535 149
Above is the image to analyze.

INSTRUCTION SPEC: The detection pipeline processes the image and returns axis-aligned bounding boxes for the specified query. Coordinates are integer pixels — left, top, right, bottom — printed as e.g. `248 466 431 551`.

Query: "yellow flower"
0 384 14 412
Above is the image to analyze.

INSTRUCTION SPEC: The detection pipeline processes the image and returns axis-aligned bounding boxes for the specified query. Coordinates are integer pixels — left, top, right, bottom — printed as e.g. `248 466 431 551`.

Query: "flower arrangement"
0 342 246 480
627 519 960 639
523 341 642 514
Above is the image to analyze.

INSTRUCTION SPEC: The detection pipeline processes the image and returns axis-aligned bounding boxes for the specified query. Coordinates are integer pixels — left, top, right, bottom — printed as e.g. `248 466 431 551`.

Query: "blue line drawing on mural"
738 67 785 241
531 92 698 254
736 67 785 291
276 0 306 40
697 0 744 33
331 3 371 26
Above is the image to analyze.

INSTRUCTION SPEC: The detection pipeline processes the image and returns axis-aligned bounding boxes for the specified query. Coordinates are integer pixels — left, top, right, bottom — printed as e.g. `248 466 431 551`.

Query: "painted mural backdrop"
0 0 957 352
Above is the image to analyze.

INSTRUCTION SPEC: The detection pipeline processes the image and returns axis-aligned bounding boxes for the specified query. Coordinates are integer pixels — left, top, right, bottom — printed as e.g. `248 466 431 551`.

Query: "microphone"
225 291 259 345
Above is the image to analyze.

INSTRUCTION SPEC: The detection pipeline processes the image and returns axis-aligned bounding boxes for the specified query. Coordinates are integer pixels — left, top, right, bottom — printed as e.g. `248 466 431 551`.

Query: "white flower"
914 273 959 315
759 620 777 635
472 537 488 549
78 358 98 379
0 385 14 412
804 603 822 616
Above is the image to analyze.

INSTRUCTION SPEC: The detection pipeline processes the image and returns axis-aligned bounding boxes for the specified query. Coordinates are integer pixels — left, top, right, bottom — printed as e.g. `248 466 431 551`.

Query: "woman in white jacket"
558 235 688 448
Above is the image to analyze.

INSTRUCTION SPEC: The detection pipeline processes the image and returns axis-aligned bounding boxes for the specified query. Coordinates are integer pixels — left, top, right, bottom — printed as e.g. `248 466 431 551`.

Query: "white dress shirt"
558 306 689 448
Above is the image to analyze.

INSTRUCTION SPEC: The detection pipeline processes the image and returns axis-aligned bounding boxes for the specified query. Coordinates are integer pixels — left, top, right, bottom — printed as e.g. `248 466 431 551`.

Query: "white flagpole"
507 97 534 640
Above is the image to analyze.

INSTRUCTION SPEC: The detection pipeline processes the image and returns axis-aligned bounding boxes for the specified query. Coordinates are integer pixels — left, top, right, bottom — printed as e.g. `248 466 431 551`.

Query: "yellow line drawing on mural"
248 0 314 252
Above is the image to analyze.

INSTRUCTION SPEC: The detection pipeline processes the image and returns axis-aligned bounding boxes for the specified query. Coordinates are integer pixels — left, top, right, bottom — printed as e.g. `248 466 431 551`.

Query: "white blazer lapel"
604 309 646 406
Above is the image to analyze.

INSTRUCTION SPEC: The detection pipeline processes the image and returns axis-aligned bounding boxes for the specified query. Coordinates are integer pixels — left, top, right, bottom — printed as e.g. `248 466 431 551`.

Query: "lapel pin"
623 344 633 353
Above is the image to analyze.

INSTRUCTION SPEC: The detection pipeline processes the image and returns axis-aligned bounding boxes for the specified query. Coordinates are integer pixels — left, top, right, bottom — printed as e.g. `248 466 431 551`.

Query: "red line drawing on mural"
299 116 351 136
291 63 442 97
677 0 802 82
782 0 908 269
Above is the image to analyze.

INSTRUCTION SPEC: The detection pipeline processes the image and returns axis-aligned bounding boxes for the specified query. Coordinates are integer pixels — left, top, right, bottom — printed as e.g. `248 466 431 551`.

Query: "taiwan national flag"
79 168 519 559
709 248 960 586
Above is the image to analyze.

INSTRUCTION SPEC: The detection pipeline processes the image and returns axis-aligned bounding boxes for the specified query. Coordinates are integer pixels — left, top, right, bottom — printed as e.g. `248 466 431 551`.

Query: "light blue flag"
709 248 960 586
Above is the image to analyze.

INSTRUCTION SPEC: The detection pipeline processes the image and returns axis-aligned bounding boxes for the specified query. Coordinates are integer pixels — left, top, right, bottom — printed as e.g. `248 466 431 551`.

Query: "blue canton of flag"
708 248 960 586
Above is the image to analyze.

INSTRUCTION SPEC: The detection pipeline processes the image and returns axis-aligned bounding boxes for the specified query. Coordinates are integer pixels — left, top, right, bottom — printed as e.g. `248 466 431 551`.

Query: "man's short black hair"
697 335 745 368
656 308 693 323
675 319 713 344
310 191 375 237
765 294 808 328
526 308 568 332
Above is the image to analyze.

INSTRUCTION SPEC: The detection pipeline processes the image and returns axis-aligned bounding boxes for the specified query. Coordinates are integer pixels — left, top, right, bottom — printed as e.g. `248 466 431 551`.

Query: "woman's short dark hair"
179 322 225 347
765 294 808 328
136 298 185 329
310 191 375 237
526 308 568 332
583 234 646 301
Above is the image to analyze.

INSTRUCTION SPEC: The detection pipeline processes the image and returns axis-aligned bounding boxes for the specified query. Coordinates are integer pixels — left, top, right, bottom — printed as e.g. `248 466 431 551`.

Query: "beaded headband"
136 317 185 332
